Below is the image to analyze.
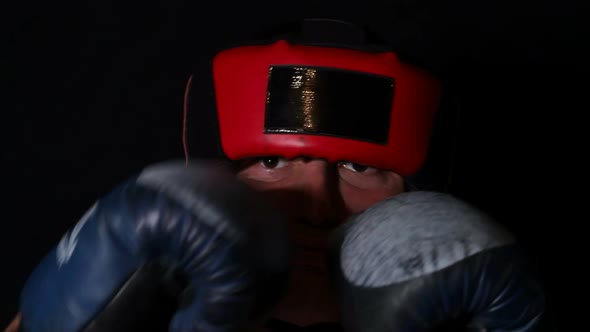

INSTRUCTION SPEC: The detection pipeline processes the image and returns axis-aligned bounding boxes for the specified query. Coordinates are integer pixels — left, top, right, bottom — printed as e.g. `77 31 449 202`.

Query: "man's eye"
339 162 374 173
260 157 288 169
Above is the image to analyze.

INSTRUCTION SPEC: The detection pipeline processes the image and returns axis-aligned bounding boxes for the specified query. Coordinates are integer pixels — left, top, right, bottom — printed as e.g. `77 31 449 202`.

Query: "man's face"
236 156 405 223
236 156 405 326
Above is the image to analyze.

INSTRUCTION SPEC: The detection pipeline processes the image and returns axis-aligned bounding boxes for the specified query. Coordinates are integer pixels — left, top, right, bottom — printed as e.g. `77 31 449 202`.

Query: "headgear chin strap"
183 20 441 177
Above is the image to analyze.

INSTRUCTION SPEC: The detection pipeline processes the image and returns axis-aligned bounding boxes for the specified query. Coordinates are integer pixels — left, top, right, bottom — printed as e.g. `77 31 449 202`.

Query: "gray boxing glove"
328 191 546 332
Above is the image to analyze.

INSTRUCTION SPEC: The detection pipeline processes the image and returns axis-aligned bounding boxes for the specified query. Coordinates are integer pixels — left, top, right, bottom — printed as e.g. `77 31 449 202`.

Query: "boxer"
182 17 440 328
7 18 547 331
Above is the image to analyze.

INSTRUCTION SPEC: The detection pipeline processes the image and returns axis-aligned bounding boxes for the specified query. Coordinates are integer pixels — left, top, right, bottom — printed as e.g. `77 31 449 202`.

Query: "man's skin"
4 157 405 331
237 157 405 327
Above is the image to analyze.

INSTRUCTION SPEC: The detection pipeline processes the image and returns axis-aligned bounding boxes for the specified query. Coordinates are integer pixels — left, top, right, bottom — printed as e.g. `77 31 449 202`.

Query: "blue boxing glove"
19 160 290 332
328 191 546 332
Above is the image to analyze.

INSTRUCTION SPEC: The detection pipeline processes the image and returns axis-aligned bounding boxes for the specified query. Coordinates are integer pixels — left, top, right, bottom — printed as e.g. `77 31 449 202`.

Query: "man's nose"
297 160 348 227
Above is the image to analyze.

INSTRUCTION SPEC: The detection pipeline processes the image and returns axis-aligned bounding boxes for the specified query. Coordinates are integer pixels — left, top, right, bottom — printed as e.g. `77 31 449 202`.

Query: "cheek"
339 181 404 214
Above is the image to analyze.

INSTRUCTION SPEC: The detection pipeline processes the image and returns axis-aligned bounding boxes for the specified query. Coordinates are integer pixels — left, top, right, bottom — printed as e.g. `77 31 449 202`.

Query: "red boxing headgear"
183 21 441 176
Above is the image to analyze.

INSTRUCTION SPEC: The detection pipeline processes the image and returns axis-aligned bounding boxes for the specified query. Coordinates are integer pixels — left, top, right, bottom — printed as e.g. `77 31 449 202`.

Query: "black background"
3 0 585 329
